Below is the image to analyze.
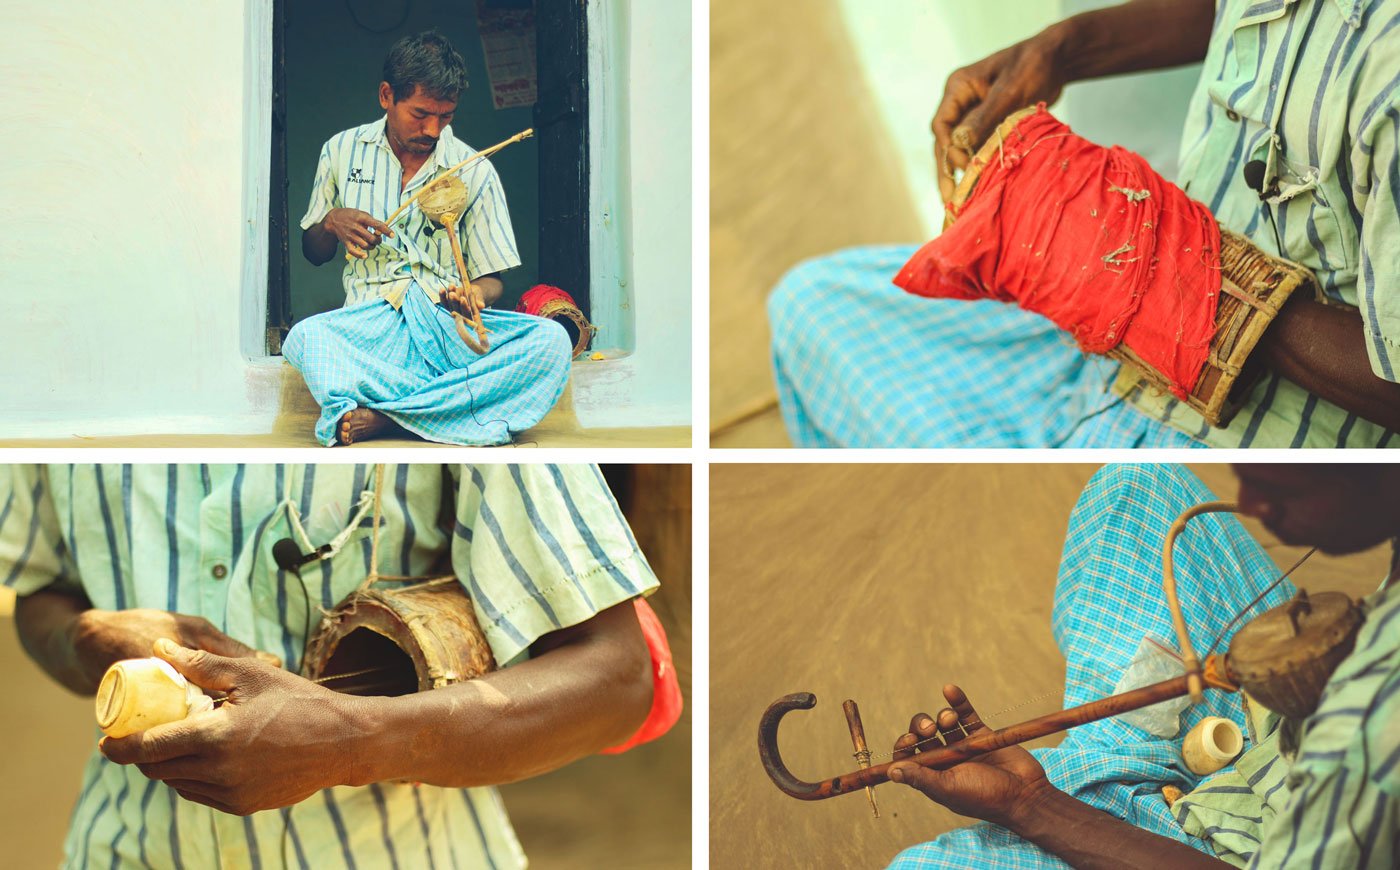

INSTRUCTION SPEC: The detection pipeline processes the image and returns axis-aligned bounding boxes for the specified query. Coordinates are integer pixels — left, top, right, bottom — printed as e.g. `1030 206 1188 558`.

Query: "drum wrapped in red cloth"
895 105 1318 427
517 284 597 359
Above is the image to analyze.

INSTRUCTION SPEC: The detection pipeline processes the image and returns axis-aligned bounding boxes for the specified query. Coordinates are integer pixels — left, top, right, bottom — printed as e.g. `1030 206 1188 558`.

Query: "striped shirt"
300 117 521 309
1174 577 1399 867
1120 0 1400 447
0 464 658 870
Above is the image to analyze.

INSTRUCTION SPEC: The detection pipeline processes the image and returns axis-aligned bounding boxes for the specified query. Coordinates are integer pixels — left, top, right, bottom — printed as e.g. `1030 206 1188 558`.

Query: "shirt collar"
357 116 387 144
1281 0 1365 28
1333 0 1364 28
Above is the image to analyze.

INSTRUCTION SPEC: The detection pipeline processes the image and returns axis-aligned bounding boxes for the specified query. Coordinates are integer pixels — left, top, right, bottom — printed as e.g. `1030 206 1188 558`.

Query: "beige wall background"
710 0 924 446
0 465 690 869
710 464 1388 868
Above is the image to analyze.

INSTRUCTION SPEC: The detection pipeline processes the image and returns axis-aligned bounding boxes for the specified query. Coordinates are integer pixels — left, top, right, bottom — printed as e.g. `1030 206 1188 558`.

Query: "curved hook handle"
757 693 828 799
758 675 1221 803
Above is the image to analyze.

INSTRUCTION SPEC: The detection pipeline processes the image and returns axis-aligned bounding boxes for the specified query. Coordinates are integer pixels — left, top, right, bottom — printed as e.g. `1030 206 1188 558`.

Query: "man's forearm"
473 274 504 306
14 589 95 695
1009 788 1227 869
1048 0 1215 84
352 602 652 788
301 219 339 266
1261 297 1400 433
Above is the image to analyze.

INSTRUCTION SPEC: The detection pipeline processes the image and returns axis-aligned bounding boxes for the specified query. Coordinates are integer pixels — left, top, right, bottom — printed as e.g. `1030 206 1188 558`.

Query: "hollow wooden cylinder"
1182 716 1243 775
303 581 497 696
96 658 206 738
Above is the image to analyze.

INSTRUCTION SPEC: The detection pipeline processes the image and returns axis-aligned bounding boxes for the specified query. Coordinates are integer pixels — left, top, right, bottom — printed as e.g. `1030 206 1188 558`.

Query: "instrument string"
861 690 1065 763
210 665 409 706
1203 546 1317 658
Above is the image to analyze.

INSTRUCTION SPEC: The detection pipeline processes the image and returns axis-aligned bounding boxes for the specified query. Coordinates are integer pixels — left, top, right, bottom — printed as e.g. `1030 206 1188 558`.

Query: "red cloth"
893 106 1221 399
516 284 580 316
600 598 684 754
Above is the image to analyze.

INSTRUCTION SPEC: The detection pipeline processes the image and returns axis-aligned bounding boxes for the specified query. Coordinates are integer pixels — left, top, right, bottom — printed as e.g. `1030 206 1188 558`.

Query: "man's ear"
378 82 393 111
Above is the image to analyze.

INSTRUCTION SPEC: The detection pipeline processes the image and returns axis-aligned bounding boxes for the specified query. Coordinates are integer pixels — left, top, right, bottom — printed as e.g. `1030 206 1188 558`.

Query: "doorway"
266 0 588 353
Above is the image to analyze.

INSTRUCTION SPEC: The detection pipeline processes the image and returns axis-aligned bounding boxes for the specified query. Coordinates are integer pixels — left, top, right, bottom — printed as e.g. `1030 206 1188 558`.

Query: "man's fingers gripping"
100 716 207 766
936 708 967 744
366 217 394 239
154 638 243 693
943 684 987 733
888 761 953 801
894 712 943 760
932 73 983 164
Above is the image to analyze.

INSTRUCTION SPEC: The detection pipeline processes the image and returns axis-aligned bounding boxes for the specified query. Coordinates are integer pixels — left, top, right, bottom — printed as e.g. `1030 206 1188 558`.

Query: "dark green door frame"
265 0 589 354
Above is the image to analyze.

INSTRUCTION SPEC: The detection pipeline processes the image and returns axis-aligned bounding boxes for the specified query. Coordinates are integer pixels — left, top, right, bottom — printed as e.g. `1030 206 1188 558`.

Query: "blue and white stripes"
0 464 658 869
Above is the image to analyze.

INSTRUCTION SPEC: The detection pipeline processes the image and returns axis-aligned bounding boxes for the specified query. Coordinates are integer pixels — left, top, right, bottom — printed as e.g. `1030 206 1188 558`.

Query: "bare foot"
337 408 403 445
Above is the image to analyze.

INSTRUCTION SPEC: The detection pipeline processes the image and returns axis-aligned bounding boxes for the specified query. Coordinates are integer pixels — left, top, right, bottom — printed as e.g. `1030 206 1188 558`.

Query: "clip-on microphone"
272 538 333 575
1243 159 1286 256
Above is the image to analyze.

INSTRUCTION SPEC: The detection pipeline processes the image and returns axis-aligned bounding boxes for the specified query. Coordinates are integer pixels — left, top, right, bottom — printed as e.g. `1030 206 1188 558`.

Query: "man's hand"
932 0 1215 200
887 684 1054 828
440 283 486 320
890 684 1228 869
71 609 277 694
320 207 394 260
933 38 1068 192
100 639 369 816
101 601 652 814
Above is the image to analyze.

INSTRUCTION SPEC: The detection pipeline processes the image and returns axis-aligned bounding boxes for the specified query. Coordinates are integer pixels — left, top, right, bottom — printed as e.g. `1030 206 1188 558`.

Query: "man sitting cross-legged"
285 29 571 446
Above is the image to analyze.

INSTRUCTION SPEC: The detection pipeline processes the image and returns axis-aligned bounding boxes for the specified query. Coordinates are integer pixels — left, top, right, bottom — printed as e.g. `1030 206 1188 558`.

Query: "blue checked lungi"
888 464 1294 868
768 246 1206 448
283 287 572 446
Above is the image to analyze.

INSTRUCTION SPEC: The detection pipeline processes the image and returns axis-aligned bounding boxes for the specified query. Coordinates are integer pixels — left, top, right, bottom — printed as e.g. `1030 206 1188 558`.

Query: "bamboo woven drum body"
944 107 1321 428
1226 590 1363 720
303 581 497 696
538 298 596 358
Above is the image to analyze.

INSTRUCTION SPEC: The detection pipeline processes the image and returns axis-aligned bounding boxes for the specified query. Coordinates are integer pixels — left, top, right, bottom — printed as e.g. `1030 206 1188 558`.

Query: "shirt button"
1225 109 1241 122
211 564 228 580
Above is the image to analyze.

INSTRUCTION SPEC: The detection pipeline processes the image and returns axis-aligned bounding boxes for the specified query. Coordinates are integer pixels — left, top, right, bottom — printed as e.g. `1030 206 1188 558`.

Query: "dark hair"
382 30 468 102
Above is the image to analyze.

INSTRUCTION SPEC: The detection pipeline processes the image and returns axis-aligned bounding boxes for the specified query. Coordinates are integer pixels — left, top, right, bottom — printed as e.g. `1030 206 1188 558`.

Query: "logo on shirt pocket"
348 168 375 184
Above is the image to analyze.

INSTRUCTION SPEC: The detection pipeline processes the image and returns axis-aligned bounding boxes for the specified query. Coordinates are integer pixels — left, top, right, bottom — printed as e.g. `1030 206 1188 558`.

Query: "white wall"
0 0 690 437
834 0 1200 239
0 1 278 435
573 0 692 428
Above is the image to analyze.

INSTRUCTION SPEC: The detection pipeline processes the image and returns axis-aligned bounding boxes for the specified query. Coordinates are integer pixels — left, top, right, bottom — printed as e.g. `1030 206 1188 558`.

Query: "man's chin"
1266 521 1388 556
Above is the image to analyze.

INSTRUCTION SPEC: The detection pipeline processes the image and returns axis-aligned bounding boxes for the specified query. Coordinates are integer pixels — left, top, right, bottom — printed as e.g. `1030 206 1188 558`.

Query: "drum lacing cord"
350 464 458 604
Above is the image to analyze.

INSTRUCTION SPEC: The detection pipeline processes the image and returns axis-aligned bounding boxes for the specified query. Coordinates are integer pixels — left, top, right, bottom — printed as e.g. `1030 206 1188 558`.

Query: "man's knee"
1083 464 1180 504
540 317 572 368
1062 464 1213 580
768 256 838 345
1078 464 1204 516
282 318 320 365
516 317 572 387
768 249 885 355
